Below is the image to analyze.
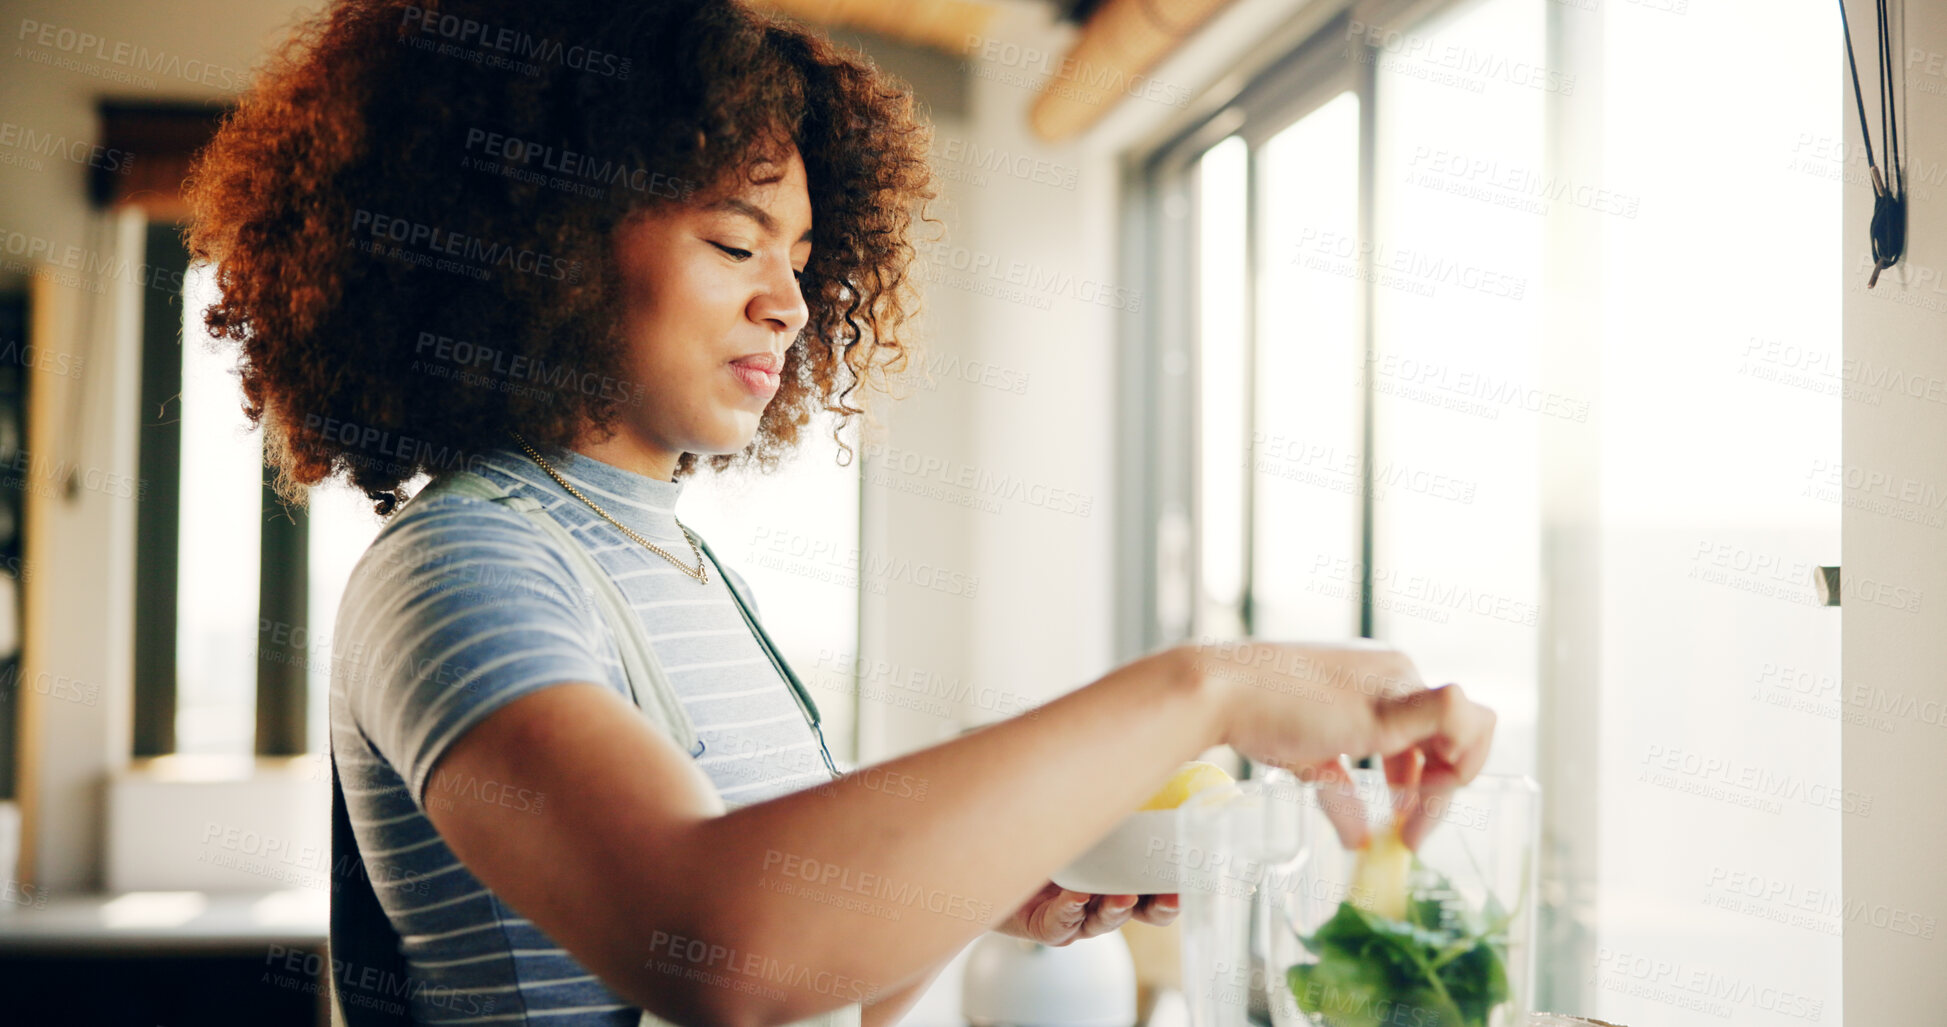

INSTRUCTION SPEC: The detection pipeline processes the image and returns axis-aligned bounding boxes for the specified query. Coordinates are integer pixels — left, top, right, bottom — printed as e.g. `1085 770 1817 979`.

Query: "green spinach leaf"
1286 868 1510 1027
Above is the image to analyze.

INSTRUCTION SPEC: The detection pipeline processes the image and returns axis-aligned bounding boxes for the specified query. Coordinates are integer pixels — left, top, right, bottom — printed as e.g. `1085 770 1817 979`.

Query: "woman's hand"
996 882 1179 945
1183 639 1496 850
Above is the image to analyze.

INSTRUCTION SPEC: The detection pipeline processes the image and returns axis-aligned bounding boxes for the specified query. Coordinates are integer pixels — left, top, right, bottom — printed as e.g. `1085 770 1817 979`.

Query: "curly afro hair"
184 0 935 515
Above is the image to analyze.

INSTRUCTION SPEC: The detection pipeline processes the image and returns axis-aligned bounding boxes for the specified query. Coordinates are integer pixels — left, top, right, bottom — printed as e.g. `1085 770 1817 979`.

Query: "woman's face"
594 148 813 478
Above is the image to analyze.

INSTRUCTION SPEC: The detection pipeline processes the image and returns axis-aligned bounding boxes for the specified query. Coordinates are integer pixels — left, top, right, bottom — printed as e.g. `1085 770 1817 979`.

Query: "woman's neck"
570 426 681 483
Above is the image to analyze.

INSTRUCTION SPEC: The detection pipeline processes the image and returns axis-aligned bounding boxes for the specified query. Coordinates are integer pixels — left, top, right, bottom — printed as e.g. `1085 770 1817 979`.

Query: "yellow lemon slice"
1349 821 1412 921
1138 760 1235 811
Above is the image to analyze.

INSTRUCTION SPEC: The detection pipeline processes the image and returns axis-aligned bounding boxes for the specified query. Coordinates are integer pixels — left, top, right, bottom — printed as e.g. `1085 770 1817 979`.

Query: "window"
1136 0 1839 1020
135 252 350 760
1247 91 1365 641
1366 0 1546 772
173 258 265 756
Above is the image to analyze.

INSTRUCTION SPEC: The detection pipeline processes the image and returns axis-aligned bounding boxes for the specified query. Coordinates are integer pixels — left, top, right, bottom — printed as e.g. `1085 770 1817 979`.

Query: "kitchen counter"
0 887 326 953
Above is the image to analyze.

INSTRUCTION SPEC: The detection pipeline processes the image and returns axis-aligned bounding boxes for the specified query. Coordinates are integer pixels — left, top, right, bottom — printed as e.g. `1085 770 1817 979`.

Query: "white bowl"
1050 809 1183 895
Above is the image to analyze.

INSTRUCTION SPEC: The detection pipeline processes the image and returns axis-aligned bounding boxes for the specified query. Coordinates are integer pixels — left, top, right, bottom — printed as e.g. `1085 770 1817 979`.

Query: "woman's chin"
696 422 762 456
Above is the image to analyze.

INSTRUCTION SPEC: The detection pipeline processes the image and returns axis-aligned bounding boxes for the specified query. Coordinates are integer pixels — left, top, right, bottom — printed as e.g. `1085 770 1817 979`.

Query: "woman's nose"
749 263 809 335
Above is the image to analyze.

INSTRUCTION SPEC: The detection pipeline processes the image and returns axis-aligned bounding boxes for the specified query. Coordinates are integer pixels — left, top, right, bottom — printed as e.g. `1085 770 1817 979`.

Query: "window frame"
131 222 185 758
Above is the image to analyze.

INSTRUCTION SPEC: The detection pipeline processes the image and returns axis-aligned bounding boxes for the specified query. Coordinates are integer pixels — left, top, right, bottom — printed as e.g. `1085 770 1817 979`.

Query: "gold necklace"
508 430 709 584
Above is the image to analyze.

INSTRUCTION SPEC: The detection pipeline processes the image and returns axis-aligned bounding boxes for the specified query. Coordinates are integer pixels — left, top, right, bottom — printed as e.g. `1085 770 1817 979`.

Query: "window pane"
176 261 261 756
1253 91 1363 639
1369 0 1546 778
1593 2 1840 1022
1196 136 1249 636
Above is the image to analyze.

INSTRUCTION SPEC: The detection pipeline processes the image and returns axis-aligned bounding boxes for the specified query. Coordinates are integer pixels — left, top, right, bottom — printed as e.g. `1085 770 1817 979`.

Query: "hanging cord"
1875 0 1904 266
1839 0 1905 286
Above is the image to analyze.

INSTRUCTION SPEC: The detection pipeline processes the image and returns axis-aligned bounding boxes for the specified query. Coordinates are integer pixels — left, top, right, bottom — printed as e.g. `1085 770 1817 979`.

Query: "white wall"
924 5 1126 733
1841 1 1947 1018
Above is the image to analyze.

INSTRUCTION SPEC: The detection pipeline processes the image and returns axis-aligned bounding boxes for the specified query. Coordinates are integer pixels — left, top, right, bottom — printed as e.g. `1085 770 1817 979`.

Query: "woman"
184 1 1496 1025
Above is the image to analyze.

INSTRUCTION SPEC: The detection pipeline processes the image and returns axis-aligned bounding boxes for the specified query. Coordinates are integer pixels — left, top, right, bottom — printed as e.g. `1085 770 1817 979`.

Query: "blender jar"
1176 766 1539 1027
1264 768 1539 1027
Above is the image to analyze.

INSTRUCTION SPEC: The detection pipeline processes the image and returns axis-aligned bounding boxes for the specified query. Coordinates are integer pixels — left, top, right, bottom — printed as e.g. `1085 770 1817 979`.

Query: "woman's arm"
860 949 956 1027
421 640 1491 1027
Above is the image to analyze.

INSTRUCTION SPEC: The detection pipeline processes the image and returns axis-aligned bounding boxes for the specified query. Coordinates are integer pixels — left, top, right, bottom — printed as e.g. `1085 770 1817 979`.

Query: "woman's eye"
712 242 753 260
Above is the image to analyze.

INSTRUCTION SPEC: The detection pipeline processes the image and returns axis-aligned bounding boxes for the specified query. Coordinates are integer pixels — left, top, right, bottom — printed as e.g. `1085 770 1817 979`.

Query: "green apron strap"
692 531 842 780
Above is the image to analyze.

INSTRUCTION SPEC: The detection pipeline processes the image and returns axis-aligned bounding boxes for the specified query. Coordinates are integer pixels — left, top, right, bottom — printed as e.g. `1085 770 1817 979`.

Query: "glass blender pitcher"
1177 765 1539 1027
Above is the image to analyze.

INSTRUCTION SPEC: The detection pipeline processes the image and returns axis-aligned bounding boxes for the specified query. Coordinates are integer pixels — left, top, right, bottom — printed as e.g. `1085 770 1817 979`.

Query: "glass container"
1178 766 1538 1027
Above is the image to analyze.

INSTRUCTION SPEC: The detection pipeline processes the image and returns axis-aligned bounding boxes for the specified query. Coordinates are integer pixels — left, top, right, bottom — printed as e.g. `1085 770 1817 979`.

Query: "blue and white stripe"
331 444 822 1024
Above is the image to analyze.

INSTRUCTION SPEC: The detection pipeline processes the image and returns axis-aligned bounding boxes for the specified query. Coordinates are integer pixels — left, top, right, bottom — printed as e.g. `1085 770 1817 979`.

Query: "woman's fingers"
1386 747 1431 849
1370 683 1495 776
1016 889 1177 944
1310 757 1371 850
1375 685 1496 849
1198 644 1498 854
1382 747 1424 792
1079 893 1138 938
1025 887 1090 941
1399 776 1449 850
1132 893 1179 926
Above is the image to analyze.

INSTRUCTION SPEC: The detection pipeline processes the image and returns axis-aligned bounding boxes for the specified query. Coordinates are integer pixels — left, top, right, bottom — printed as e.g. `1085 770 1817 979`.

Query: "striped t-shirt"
329 443 834 1025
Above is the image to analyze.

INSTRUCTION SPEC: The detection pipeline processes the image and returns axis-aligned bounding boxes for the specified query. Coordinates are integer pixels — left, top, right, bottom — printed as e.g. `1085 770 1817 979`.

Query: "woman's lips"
729 360 781 396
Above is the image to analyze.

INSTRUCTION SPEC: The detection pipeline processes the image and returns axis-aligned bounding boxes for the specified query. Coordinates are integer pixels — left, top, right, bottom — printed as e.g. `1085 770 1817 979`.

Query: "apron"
328 468 858 1027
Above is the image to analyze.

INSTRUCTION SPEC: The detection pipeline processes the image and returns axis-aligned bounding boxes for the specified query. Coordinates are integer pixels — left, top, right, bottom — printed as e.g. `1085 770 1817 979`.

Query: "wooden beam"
1028 0 1236 142
753 0 999 55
